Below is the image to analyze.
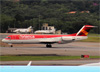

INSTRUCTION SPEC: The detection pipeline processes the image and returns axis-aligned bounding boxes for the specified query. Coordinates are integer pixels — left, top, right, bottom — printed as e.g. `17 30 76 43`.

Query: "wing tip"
27 61 32 66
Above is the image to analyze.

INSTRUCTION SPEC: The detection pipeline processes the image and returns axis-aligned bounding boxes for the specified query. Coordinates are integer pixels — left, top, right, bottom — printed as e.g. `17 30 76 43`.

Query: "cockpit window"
6 37 11 39
8 37 11 39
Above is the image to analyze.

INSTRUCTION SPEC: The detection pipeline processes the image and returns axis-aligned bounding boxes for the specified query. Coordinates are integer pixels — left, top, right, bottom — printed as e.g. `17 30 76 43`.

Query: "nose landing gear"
8 43 13 47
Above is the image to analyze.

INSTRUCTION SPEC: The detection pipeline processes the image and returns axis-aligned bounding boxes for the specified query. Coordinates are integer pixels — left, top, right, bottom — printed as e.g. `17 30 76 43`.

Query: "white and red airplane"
2 25 95 47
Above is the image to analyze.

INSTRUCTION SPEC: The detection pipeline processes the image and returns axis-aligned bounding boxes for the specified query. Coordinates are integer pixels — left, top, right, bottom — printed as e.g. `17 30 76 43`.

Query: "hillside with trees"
0 0 99 34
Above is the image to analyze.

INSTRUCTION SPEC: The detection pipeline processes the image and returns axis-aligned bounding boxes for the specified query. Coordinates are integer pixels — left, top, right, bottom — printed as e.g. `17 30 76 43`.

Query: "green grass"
79 33 100 42
80 37 100 42
0 56 100 61
88 33 100 37
90 56 100 59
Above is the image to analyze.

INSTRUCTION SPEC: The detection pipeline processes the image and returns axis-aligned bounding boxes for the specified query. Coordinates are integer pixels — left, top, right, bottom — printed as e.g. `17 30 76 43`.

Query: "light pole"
39 13 41 30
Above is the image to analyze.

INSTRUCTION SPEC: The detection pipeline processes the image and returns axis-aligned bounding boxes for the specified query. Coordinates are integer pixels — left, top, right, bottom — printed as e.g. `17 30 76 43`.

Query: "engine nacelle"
75 36 88 40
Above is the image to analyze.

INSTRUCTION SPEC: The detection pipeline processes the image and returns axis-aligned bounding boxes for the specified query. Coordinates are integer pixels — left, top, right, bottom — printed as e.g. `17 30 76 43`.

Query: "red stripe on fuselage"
5 33 77 40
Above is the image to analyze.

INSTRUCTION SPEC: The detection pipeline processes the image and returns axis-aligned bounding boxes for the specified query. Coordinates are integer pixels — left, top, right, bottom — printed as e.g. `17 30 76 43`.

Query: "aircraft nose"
2 39 6 43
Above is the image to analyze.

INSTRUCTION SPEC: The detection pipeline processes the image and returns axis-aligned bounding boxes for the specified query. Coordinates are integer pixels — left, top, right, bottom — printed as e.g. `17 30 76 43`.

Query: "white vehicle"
13 26 33 33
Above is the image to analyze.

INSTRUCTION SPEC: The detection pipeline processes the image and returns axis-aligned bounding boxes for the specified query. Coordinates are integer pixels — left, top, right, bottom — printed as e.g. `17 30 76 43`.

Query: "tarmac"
0 42 99 56
0 59 100 66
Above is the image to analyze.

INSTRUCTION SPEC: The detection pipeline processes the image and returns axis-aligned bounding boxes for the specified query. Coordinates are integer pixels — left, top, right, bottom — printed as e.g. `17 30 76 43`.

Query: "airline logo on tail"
76 25 95 36
81 30 88 35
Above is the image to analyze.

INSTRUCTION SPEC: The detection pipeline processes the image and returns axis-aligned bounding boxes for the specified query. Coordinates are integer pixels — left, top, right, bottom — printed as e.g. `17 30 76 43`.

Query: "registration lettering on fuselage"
19 35 35 39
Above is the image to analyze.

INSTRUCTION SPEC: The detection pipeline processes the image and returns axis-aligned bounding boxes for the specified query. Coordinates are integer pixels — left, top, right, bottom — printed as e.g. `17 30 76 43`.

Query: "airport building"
35 23 61 34
41 23 55 31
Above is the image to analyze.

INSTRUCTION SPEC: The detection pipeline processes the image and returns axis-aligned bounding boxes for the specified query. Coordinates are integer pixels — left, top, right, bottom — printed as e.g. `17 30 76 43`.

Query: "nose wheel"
8 43 13 47
46 44 52 48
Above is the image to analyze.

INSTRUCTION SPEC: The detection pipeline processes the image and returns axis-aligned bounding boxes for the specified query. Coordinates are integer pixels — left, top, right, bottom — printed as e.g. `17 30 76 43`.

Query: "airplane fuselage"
2 34 87 44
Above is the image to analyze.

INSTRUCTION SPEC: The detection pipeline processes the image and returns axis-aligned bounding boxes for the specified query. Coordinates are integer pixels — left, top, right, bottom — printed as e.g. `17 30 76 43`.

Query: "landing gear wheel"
46 44 52 48
10 45 13 47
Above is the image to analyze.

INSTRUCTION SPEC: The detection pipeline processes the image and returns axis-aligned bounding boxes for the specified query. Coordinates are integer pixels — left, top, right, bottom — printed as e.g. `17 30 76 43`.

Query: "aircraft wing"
27 61 32 66
0 61 99 72
80 62 100 66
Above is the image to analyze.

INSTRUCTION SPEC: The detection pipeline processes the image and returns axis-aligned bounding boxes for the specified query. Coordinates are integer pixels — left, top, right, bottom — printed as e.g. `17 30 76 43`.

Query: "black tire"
11 45 13 47
46 44 48 47
49 45 52 48
46 44 52 48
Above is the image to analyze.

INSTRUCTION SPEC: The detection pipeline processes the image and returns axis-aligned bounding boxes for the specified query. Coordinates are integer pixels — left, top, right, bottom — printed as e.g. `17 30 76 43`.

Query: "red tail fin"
76 25 95 36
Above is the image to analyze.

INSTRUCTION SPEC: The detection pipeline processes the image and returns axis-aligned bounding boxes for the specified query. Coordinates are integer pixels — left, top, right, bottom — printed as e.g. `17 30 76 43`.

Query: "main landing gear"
10 45 13 47
46 44 52 48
